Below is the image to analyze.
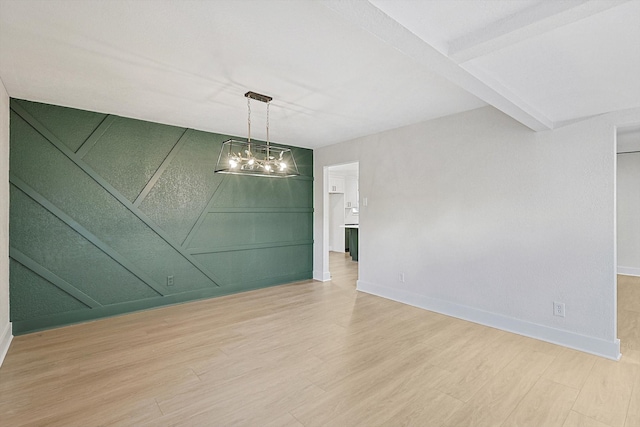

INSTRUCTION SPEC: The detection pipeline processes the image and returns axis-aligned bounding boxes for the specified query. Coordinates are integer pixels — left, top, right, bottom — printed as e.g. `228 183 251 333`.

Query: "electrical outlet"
553 301 565 317
399 273 405 283
167 275 174 286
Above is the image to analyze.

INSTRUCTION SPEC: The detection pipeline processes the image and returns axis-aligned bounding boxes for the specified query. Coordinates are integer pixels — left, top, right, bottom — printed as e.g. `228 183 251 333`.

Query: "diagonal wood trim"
181 174 229 249
10 103 222 287
75 115 117 158
10 175 165 297
9 247 101 309
133 128 191 208
207 207 314 213
188 240 314 255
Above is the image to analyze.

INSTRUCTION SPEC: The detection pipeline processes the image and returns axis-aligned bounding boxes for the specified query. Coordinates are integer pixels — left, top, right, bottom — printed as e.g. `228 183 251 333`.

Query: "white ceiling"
0 0 639 149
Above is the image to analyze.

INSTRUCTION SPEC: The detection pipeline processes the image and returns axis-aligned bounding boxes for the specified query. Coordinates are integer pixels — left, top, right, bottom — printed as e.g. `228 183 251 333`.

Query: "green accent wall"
9 99 313 334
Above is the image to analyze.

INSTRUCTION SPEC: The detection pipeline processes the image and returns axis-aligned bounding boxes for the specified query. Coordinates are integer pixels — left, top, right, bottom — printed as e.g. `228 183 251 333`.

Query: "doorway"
616 124 640 354
326 162 359 283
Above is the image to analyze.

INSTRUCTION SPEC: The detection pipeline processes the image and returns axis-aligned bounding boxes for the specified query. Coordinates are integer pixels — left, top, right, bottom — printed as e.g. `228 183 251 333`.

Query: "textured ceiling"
0 0 638 149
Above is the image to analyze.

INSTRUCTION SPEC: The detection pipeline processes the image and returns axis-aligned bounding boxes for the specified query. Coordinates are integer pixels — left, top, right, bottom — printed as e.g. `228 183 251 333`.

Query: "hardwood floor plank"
625 364 640 427
572 358 638 427
618 275 640 353
563 411 613 427
0 255 638 427
500 378 578 427
542 346 599 390
618 276 640 314
290 341 444 426
431 334 524 402
263 413 305 427
440 350 556 427
618 309 640 352
328 363 463 427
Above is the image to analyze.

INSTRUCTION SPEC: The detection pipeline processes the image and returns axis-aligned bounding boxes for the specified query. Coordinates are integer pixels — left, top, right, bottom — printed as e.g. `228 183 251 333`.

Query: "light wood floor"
0 253 639 427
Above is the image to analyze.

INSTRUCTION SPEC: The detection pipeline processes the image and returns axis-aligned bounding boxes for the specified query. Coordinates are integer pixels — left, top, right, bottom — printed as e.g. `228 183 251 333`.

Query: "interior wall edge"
0 75 9 365
0 321 11 367
312 270 331 282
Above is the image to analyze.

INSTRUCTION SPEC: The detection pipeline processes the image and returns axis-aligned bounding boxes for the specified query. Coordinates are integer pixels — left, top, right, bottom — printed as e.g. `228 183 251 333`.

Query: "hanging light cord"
266 100 271 160
247 96 251 143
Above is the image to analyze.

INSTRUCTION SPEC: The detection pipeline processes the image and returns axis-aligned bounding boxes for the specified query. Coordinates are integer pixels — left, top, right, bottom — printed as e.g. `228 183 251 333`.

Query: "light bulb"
265 164 271 172
229 159 238 169
279 162 287 171
248 158 255 166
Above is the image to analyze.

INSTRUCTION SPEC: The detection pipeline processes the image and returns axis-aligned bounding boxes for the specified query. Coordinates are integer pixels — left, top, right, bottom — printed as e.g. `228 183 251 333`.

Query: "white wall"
617 152 640 276
314 105 640 359
0 79 11 366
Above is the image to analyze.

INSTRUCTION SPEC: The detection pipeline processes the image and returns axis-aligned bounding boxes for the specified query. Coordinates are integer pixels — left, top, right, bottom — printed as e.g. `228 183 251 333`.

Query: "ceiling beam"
449 0 631 64
323 0 553 132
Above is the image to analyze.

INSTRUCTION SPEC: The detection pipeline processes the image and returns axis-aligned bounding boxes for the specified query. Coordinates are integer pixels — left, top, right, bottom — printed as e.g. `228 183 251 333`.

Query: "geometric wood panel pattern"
9 99 313 334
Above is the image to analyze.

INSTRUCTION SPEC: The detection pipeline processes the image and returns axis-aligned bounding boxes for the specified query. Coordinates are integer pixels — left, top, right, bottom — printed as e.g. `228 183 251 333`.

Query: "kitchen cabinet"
329 176 345 193
344 225 358 261
344 176 358 208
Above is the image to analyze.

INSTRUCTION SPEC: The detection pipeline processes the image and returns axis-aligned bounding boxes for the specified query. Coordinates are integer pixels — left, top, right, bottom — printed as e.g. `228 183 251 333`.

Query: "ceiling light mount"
214 91 299 178
244 91 272 103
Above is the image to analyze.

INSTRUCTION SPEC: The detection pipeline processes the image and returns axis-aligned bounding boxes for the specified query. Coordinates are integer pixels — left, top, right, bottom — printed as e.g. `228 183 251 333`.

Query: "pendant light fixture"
214 91 299 177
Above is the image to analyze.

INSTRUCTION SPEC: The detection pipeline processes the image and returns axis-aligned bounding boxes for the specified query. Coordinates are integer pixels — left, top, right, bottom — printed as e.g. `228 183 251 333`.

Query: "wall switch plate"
363 197 368 207
167 275 174 286
399 273 405 283
553 301 565 317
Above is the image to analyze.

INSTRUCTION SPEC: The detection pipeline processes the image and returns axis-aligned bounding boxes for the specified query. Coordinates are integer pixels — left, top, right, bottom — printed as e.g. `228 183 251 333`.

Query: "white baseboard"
357 280 621 361
617 266 640 277
0 322 13 367
313 270 331 282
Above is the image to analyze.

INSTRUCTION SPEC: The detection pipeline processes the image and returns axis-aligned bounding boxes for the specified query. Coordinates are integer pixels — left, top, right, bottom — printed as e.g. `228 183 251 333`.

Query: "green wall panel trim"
82 116 186 202
11 270 312 335
189 240 314 255
10 259 90 322
181 174 230 249
9 182 163 305
9 98 313 333
15 99 108 153
76 115 116 157
10 102 222 288
291 147 313 178
211 176 313 208
9 114 216 296
10 175 166 297
140 129 232 245
188 212 312 249
208 207 313 213
9 247 101 309
193 245 312 286
133 128 190 207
